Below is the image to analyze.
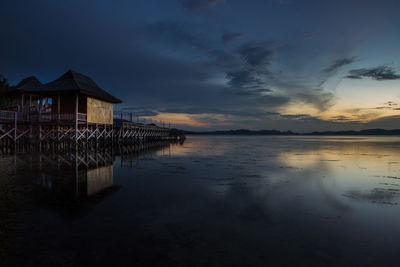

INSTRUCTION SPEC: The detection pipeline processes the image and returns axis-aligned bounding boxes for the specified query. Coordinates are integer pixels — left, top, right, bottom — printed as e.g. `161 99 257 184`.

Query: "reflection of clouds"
169 136 253 157
343 188 400 205
277 152 326 169
7 136 400 265
181 136 400 217
275 136 400 177
161 136 400 220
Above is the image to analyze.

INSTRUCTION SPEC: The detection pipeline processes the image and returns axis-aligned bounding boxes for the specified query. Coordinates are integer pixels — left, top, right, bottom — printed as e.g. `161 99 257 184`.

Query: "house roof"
5 76 42 94
16 76 43 91
9 70 122 104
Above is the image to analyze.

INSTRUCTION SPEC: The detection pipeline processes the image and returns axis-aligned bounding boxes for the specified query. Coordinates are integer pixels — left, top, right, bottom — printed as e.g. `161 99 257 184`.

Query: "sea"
1 135 400 266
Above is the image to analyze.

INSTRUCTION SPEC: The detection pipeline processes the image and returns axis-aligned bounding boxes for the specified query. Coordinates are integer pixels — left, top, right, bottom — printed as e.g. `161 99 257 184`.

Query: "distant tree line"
0 74 10 106
184 128 400 135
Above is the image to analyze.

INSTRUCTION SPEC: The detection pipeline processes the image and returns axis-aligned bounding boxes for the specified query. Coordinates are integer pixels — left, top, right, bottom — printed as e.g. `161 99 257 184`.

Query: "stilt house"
2 70 122 125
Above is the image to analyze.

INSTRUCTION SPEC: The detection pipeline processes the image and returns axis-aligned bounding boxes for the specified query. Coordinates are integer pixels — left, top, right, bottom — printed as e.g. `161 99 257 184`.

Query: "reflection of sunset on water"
3 136 400 266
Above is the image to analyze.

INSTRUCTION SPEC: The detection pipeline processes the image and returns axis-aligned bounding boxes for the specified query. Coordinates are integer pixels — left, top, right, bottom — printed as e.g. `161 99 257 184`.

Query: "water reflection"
1 141 181 206
2 136 400 266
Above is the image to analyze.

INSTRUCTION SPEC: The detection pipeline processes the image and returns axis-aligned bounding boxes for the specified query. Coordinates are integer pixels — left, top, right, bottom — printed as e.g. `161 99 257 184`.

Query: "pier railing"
0 110 15 121
0 109 185 145
0 110 86 123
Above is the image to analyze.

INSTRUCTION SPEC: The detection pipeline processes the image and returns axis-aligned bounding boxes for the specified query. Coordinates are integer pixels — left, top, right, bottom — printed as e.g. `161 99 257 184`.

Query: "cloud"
180 0 224 11
295 91 336 111
3 1 399 131
331 115 352 121
222 39 339 113
280 114 311 119
225 41 276 95
226 69 258 88
238 41 275 67
369 101 399 110
119 107 159 117
135 21 209 52
346 66 400 81
222 32 245 45
226 68 274 97
324 57 355 73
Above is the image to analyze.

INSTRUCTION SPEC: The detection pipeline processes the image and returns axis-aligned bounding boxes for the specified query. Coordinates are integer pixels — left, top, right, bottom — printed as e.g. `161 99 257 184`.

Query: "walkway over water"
0 110 184 148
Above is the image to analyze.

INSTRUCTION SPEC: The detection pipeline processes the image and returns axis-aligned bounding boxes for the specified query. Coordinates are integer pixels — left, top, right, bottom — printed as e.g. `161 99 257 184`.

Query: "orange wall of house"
86 97 113 124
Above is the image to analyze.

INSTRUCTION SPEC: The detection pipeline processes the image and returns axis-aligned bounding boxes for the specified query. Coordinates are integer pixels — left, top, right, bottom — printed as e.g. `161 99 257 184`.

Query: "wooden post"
121 123 124 143
86 121 88 145
95 124 98 148
57 94 60 121
14 111 17 143
75 93 78 142
28 94 32 124
104 124 106 143
57 93 60 143
21 94 24 112
111 124 114 144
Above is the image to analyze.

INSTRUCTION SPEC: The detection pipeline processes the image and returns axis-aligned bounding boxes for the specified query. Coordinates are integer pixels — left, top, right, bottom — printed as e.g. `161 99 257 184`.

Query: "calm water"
2 136 400 266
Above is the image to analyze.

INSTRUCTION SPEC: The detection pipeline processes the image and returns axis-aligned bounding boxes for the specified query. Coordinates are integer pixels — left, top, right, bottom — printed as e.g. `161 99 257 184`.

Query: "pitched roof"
9 76 43 92
10 70 122 104
38 70 122 103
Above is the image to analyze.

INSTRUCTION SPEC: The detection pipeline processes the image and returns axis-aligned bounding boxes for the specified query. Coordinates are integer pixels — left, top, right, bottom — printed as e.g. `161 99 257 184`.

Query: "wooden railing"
0 110 87 122
0 110 16 121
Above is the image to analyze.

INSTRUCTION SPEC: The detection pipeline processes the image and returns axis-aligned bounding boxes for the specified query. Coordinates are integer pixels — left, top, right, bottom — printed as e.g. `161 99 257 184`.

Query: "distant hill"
184 128 400 136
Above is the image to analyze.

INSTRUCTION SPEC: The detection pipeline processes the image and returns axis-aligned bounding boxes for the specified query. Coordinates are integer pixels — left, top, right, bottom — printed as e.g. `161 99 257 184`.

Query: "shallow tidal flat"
2 136 400 266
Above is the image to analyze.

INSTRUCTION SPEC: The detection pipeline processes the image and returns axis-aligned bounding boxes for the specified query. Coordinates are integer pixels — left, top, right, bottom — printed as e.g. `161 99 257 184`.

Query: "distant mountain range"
184 128 400 136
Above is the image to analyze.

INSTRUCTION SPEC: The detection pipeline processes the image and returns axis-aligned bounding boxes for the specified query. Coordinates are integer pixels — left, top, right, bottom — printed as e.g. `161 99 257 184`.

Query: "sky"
1 0 400 132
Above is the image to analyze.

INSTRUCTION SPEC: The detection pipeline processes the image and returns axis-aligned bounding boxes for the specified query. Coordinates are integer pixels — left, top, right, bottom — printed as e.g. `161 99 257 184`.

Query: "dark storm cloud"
225 41 277 97
226 69 258 88
180 0 224 11
238 41 275 67
346 66 400 81
226 68 275 97
222 32 245 45
324 57 355 73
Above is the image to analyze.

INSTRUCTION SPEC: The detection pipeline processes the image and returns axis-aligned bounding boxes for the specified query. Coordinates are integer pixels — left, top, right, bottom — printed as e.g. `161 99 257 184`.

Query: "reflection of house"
0 141 181 219
86 166 114 196
3 70 122 125
27 150 116 200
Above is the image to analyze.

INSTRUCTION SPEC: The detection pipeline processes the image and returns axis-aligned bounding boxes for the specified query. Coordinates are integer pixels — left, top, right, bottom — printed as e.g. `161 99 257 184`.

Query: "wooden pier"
0 70 184 150
0 110 182 149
